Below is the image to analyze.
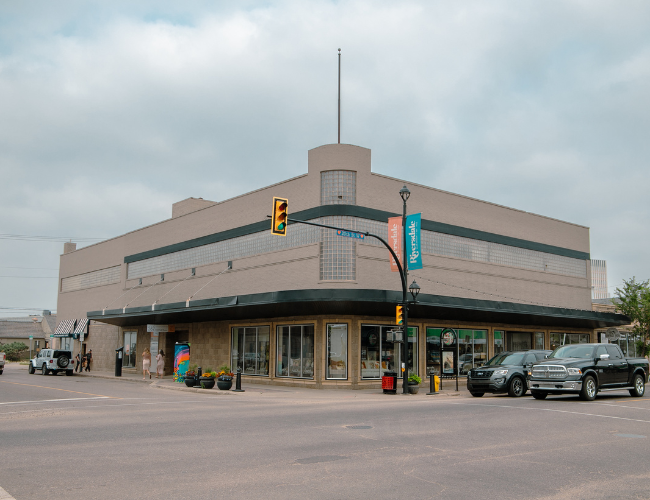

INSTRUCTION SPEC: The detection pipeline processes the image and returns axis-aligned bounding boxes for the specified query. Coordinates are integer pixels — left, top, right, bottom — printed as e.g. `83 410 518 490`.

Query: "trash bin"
115 346 124 377
382 371 398 394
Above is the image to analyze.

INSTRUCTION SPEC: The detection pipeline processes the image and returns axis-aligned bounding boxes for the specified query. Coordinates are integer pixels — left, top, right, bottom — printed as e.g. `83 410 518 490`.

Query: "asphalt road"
2 363 650 500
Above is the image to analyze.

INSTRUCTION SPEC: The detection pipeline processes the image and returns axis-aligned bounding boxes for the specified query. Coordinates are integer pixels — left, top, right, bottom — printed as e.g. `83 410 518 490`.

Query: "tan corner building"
55 143 628 388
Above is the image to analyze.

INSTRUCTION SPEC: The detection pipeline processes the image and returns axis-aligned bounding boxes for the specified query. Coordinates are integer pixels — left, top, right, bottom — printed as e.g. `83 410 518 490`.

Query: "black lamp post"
399 186 411 394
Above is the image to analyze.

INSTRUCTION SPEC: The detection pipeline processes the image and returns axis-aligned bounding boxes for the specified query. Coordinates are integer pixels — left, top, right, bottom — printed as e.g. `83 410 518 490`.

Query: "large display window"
124 331 137 368
494 330 504 356
550 332 590 350
326 324 348 380
276 324 314 378
360 325 417 379
426 327 486 376
232 326 270 376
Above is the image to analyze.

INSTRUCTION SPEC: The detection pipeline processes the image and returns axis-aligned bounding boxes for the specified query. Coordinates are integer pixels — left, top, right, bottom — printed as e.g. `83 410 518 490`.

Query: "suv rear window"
52 351 72 358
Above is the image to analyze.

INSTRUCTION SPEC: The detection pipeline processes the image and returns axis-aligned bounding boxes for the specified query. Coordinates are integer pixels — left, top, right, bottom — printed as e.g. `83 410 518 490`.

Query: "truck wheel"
629 374 645 397
580 376 597 401
531 391 547 400
41 364 48 376
57 355 70 368
470 392 484 397
508 376 526 397
28 364 35 374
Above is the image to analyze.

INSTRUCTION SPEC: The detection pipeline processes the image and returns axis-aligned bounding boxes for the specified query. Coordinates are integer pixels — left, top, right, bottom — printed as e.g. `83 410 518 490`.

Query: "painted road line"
0 400 211 416
445 401 650 424
0 397 110 405
582 402 650 411
0 380 115 398
0 485 16 500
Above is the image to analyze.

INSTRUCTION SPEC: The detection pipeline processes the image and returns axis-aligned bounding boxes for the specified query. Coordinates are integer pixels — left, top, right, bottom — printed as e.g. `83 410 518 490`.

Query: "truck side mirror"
599 354 610 360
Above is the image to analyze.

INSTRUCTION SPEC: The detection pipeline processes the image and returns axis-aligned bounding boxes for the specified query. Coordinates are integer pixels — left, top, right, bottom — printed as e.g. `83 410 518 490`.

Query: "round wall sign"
442 329 456 346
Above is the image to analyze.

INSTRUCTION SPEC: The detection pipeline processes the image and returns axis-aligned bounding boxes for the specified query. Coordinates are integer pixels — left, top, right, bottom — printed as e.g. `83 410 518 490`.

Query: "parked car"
0 351 5 374
467 350 552 397
28 349 74 376
529 343 649 401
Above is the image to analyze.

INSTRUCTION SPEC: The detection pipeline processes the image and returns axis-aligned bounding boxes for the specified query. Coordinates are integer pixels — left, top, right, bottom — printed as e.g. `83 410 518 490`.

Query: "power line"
0 234 105 242
0 266 59 270
0 276 58 279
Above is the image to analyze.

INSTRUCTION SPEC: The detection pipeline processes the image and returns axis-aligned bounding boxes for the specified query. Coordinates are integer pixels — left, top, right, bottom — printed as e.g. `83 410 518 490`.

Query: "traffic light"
396 305 403 325
271 197 288 236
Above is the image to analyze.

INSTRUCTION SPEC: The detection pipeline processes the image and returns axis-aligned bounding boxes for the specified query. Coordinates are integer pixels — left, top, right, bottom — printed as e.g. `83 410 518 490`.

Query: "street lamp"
400 185 411 394
409 280 420 300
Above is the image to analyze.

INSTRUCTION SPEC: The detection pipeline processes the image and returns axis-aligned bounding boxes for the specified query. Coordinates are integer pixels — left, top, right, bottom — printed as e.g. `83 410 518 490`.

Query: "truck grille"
532 365 567 379
471 371 490 379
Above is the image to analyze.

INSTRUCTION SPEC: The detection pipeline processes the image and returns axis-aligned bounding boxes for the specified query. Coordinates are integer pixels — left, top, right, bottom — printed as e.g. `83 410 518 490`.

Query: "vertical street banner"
405 213 422 270
387 216 402 272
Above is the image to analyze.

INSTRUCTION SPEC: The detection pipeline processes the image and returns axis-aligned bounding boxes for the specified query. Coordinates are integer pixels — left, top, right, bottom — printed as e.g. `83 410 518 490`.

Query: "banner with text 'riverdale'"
405 213 422 270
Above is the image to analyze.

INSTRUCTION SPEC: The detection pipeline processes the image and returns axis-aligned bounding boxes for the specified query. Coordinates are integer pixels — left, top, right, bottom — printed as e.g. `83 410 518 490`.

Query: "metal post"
233 367 245 392
401 194 409 394
338 48 341 144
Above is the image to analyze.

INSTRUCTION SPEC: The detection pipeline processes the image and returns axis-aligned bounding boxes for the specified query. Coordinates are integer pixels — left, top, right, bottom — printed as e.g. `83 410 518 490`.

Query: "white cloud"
0 0 649 313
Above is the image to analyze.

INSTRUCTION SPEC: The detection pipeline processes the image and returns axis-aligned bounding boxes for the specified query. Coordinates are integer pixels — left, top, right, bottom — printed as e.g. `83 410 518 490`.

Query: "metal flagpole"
338 48 341 144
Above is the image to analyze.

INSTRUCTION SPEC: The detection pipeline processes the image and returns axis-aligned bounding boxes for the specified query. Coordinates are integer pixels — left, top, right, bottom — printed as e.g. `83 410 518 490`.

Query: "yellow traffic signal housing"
396 305 404 325
271 197 288 236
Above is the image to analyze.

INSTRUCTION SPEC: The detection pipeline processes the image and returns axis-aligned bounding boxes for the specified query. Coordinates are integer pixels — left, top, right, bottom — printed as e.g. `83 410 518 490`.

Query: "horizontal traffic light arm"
265 215 407 296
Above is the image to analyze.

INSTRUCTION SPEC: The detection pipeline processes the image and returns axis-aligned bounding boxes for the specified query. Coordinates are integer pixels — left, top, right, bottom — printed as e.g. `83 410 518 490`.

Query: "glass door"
123 331 137 368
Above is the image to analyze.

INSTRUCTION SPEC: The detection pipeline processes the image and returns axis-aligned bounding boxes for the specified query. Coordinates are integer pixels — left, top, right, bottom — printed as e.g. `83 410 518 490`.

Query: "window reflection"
232 326 269 376
276 324 314 379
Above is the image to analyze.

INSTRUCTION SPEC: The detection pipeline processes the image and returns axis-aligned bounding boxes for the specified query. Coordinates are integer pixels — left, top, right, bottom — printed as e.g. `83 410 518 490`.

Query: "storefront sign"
442 351 454 374
387 216 402 272
405 213 422 270
146 324 175 333
605 328 620 341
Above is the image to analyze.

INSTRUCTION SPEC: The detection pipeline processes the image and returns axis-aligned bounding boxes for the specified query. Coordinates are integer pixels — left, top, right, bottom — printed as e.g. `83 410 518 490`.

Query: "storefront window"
232 326 270 376
426 328 441 376
60 337 72 350
361 325 417 379
494 331 504 356
326 324 348 380
427 328 486 376
458 329 488 374
276 325 314 378
550 332 590 350
534 332 545 350
124 331 137 368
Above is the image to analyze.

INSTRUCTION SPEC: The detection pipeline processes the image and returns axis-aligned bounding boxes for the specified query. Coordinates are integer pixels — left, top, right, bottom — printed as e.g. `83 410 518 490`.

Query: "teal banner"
405 213 422 270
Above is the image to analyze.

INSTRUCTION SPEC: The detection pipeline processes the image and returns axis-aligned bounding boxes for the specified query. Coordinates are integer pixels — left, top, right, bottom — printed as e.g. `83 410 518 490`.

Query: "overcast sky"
1 1 649 318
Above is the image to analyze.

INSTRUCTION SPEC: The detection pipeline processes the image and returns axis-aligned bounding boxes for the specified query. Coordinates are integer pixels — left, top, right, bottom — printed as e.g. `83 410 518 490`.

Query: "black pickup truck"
529 343 649 401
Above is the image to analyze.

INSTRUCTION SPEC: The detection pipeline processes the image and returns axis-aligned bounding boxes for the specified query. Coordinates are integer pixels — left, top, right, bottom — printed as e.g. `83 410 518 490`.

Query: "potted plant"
183 363 199 388
216 365 234 390
199 368 216 389
407 373 422 395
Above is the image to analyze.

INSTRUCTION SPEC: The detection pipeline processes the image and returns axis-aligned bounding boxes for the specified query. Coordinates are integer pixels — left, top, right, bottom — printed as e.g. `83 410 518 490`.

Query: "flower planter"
199 377 215 389
184 375 197 388
407 383 420 395
217 378 233 391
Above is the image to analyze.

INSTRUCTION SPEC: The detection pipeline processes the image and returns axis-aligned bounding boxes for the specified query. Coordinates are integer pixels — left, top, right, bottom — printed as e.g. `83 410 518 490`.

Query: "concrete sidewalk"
66 367 472 398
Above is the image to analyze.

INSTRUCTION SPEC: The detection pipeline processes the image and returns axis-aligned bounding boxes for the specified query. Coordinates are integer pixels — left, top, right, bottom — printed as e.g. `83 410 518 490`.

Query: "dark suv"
467 350 551 397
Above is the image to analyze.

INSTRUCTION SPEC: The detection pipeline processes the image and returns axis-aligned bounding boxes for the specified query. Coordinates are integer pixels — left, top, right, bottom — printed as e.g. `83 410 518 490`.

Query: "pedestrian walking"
75 353 81 373
85 350 93 372
155 349 165 379
142 348 151 379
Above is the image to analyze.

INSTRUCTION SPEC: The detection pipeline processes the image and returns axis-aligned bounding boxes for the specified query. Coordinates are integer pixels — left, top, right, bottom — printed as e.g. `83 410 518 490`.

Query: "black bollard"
426 371 438 395
232 367 245 392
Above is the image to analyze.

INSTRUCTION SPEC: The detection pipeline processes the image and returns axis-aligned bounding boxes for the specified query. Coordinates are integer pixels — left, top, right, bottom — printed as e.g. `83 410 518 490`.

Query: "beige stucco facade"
55 143 626 386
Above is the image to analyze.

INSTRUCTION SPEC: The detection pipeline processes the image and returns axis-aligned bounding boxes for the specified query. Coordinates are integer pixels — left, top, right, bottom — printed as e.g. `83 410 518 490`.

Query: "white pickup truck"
0 351 5 374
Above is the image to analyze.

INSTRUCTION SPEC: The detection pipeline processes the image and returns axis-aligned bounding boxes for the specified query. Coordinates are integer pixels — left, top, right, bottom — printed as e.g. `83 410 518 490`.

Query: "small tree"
614 278 650 356
0 341 30 361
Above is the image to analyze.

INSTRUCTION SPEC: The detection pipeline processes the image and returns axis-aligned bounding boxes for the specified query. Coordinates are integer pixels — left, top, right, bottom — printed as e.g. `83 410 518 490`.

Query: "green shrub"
408 373 422 384
0 342 29 361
